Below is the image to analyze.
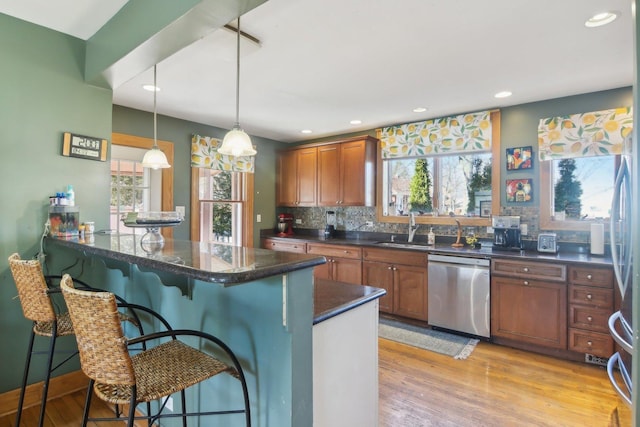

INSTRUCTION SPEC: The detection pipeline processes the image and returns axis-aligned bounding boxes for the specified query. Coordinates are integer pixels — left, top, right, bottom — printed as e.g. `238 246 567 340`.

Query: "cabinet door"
296 147 318 206
491 276 567 349
317 144 341 206
394 264 428 321
339 140 367 206
332 257 362 285
276 150 298 206
363 261 394 313
313 261 332 281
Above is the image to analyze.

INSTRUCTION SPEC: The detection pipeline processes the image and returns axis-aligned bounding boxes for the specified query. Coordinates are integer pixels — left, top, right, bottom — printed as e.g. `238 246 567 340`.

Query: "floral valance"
376 110 493 159
537 107 633 161
191 134 255 173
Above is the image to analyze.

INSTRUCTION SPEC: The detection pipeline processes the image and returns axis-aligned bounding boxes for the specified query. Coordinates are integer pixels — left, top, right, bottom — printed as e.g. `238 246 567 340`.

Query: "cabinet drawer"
362 247 427 266
491 258 566 282
568 328 613 357
568 284 613 309
568 305 611 333
262 239 307 253
568 266 613 288
307 243 362 260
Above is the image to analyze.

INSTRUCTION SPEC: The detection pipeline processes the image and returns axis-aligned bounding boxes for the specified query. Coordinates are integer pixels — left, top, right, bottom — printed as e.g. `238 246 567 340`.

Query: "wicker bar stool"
60 274 251 427
7 253 142 427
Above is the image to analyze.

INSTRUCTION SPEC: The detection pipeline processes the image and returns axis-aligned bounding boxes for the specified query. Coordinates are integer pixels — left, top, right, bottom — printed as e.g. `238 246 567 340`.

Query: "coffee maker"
277 213 294 236
492 215 522 251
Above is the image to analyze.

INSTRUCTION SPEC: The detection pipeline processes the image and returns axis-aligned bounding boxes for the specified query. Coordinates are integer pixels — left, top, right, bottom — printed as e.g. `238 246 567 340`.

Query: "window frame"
375 111 501 227
190 168 254 247
112 133 174 238
539 155 619 232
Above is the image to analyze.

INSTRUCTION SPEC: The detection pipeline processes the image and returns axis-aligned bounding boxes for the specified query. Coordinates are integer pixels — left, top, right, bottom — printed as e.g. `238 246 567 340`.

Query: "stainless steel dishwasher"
427 254 490 338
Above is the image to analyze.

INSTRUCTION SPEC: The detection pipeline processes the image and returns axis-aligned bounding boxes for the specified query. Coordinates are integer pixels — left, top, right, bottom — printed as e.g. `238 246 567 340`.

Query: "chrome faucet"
408 212 419 242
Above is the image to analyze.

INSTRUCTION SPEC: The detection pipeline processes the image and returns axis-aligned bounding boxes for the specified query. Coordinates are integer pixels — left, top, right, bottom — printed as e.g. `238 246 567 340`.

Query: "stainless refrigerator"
607 142 633 407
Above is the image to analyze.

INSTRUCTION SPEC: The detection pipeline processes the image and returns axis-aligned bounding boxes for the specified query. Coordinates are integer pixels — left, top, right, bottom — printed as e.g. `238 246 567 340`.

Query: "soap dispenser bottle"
428 227 435 245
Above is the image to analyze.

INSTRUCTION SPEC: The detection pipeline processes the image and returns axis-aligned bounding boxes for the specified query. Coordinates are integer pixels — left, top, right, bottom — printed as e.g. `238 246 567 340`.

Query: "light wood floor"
379 338 631 426
1 339 630 426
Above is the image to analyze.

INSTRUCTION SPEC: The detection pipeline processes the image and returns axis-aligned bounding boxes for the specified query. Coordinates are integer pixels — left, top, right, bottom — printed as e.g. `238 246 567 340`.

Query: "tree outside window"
554 159 583 219
409 159 432 213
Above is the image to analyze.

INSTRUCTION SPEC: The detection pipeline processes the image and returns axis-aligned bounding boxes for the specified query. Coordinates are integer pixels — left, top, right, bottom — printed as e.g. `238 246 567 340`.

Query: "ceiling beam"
84 0 267 89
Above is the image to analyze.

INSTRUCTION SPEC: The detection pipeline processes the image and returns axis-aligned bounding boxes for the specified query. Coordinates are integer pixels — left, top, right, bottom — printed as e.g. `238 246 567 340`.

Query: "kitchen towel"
590 222 605 255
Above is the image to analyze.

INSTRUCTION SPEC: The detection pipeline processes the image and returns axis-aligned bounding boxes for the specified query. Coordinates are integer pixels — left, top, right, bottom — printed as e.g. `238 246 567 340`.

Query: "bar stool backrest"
60 274 136 386
8 253 56 323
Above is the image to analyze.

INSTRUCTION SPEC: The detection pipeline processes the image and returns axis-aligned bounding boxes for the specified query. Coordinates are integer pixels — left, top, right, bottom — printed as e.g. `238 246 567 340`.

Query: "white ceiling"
1 0 634 143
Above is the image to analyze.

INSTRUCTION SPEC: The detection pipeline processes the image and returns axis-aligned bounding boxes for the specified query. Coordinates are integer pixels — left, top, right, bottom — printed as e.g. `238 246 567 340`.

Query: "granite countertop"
313 278 386 324
46 233 326 286
262 233 613 266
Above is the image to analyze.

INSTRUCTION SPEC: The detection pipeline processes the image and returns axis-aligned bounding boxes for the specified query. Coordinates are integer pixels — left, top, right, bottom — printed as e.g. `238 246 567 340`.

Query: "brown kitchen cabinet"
317 137 377 207
567 265 614 357
261 238 307 254
277 136 377 207
491 259 567 350
276 146 317 207
306 242 362 285
362 247 428 321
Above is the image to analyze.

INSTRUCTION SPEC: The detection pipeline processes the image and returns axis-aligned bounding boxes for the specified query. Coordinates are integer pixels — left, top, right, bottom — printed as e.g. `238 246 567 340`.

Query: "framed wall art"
506 146 532 170
506 179 532 203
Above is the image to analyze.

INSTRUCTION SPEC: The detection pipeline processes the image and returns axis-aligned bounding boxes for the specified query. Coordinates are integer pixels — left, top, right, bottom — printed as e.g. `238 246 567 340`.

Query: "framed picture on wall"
506 179 533 203
506 146 533 170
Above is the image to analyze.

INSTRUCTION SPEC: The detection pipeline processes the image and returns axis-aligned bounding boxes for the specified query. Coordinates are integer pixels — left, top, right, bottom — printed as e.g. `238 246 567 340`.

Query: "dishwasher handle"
428 254 490 267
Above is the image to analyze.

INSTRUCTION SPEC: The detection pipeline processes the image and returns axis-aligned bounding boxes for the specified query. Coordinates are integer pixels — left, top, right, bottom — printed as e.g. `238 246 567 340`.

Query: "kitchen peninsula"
44 233 384 427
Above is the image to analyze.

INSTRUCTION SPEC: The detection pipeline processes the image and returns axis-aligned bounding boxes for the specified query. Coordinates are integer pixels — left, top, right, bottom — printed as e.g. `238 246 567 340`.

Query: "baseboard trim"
0 370 88 418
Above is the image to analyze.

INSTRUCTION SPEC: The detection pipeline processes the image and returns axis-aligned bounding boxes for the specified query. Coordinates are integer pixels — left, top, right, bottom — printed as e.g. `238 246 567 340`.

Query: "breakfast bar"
43 233 384 427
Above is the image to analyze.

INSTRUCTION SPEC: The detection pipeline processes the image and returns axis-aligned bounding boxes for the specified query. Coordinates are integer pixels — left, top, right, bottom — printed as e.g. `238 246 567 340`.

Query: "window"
540 155 618 230
190 168 254 247
383 152 492 217
110 144 162 234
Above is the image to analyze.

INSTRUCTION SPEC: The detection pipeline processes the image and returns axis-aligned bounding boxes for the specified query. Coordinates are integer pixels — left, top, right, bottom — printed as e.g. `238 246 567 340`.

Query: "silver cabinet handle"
587 341 593 347
388 266 392 270
523 267 529 273
587 316 593 322
587 274 593 280
586 294 593 300
523 281 529 286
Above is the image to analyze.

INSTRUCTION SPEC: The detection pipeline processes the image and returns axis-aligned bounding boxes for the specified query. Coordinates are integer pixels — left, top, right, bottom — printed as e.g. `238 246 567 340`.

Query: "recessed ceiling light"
143 84 160 92
494 91 512 98
585 11 618 27
413 107 427 113
301 129 313 134
350 120 362 125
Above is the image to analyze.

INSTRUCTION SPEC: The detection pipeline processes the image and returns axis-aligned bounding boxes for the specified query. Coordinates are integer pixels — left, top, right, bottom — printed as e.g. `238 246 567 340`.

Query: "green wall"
0 14 114 391
112 105 287 245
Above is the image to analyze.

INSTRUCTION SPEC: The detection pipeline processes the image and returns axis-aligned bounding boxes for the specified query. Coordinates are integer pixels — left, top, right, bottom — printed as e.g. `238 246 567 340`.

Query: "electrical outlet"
175 206 185 218
256 214 262 223
487 226 494 234
295 219 302 224
365 221 374 227
164 396 173 411
520 224 528 236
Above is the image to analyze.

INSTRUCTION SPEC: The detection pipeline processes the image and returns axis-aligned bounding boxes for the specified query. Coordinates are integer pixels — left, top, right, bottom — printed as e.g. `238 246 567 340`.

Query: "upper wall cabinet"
277 146 318 207
277 136 377 207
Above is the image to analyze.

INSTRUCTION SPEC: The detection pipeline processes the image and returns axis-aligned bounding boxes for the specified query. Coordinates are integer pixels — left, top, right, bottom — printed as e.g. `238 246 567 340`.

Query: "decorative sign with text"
62 132 107 162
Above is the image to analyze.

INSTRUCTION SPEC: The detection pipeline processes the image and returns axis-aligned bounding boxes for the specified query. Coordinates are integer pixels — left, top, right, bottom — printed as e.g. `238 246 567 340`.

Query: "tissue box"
49 206 79 237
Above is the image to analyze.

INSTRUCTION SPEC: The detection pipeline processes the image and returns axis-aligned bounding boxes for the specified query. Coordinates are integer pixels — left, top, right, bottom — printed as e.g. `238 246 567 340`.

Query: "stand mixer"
277 213 294 236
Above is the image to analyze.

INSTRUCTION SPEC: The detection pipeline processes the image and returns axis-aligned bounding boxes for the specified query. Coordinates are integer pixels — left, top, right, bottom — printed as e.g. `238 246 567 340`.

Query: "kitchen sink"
374 242 432 251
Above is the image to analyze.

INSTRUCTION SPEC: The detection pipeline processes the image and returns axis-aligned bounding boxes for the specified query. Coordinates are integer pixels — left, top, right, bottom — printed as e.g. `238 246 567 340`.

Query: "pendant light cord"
234 17 241 128
153 65 158 148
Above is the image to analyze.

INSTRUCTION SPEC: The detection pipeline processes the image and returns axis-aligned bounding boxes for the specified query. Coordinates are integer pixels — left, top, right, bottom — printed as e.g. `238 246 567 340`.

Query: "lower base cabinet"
362 248 428 321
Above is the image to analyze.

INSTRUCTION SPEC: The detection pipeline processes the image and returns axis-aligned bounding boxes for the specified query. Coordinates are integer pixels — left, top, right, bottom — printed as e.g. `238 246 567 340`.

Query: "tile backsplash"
277 206 599 245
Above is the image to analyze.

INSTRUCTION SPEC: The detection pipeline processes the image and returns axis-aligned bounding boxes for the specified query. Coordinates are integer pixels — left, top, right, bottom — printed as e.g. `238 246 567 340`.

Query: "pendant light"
218 16 257 157
141 65 171 169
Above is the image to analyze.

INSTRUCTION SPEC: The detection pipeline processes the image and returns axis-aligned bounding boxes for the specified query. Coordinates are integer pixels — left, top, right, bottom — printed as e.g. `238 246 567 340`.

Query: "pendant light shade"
142 65 171 169
218 16 256 157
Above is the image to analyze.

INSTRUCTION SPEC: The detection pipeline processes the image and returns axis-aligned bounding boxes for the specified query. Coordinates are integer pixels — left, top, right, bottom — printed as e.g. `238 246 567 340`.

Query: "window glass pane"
384 152 491 217
552 156 615 219
200 201 242 245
